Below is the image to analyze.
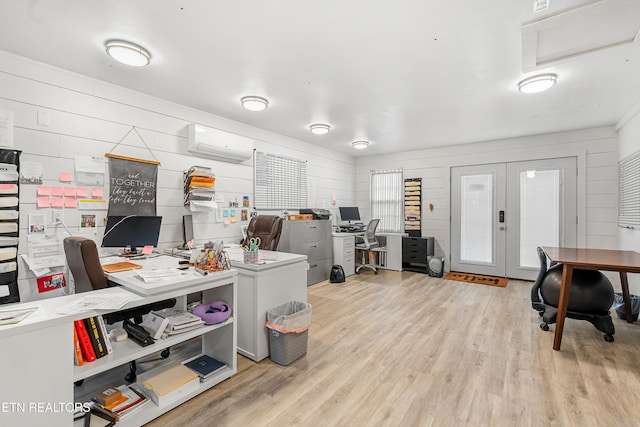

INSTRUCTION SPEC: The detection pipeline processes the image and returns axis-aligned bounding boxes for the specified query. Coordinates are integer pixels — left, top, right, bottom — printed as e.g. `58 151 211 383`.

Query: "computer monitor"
102 215 162 255
182 215 194 249
339 206 361 223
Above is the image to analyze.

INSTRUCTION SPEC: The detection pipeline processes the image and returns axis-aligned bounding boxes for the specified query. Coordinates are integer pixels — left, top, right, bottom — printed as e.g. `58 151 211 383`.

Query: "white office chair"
355 219 380 274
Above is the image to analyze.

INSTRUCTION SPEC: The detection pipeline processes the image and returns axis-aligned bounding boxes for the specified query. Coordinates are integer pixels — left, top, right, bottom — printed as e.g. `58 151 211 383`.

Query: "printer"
299 208 331 220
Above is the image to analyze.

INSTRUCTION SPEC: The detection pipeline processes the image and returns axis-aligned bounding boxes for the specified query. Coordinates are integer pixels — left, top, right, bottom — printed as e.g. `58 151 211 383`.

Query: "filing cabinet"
332 234 355 277
402 236 434 273
279 220 333 285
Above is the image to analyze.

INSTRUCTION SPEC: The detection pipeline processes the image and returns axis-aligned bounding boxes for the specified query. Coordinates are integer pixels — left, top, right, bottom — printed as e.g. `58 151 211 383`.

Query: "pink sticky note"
223 217 230 225
51 187 64 196
92 188 103 198
51 197 64 208
37 186 52 196
142 245 154 255
60 172 73 182
0 184 16 191
76 188 89 198
36 197 51 208
65 198 77 208
64 187 76 197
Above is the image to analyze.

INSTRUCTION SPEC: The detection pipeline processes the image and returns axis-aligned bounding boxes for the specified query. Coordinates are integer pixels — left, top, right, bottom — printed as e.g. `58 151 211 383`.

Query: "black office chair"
531 246 615 342
64 236 176 382
355 219 381 274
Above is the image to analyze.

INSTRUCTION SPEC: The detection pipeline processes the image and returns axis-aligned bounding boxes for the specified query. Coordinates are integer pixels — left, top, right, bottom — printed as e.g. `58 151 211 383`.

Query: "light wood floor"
146 270 640 427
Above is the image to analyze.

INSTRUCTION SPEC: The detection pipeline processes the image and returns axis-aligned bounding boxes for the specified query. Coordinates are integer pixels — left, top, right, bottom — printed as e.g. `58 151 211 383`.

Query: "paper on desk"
56 292 136 315
135 269 184 283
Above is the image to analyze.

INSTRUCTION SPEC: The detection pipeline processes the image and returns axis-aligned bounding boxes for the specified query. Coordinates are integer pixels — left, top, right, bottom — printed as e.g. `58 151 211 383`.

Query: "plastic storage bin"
266 301 312 365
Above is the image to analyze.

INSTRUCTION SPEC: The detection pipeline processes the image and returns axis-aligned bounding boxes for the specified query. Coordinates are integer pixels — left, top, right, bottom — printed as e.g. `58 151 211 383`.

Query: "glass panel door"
451 164 506 276
505 158 577 280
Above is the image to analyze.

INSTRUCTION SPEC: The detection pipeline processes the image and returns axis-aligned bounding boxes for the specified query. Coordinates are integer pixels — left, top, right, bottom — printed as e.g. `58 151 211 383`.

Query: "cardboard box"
137 361 199 407
287 214 313 221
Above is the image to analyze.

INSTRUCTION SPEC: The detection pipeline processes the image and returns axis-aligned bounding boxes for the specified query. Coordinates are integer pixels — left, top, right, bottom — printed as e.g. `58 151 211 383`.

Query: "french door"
451 158 577 280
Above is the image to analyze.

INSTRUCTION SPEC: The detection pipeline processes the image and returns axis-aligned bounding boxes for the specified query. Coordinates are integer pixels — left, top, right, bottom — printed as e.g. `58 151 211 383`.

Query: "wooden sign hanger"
105 126 161 165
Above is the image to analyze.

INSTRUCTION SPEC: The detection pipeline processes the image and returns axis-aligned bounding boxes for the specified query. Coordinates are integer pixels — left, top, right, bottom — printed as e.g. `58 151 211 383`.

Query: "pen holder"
244 249 259 264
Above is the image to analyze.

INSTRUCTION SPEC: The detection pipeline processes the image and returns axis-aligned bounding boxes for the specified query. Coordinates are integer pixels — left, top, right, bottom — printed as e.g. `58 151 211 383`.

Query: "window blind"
370 169 403 233
618 149 640 229
254 150 307 209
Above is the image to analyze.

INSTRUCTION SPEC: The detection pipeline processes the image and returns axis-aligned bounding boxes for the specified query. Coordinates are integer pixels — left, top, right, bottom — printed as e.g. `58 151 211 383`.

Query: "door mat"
444 272 508 288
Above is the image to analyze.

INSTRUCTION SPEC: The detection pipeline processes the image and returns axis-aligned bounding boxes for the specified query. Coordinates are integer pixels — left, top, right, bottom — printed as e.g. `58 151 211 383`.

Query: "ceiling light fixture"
309 123 331 135
241 96 269 111
351 140 369 149
105 40 151 67
518 73 557 94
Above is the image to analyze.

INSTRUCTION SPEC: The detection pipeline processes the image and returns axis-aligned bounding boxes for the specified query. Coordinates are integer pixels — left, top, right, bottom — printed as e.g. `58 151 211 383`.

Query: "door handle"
499 226 506 231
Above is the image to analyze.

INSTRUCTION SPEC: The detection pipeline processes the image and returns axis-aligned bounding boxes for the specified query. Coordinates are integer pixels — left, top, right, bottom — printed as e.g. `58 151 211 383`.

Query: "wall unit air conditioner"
187 123 254 163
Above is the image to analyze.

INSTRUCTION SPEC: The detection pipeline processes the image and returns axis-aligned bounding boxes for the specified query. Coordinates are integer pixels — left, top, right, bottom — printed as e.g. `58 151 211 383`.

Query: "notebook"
183 354 226 379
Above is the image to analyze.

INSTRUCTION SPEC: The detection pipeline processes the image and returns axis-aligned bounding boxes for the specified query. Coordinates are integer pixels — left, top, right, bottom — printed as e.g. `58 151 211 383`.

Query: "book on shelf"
73 325 84 366
74 319 97 363
91 384 149 422
84 317 107 358
161 323 204 339
183 354 226 380
96 316 113 354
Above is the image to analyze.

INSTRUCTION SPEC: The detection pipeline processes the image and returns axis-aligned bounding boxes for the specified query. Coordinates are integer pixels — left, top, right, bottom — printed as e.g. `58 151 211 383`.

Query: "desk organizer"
243 249 259 264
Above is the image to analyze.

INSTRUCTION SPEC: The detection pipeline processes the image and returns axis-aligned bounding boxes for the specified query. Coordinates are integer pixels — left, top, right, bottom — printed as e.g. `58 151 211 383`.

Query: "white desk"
225 247 308 362
332 232 406 273
0 259 238 427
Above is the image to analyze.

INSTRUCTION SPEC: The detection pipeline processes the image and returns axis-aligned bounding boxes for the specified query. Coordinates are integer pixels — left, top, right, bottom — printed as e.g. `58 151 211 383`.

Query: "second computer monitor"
102 215 162 254
339 206 361 223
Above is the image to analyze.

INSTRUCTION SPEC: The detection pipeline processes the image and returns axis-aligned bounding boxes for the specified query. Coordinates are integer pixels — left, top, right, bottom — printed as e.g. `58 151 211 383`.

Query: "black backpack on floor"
330 265 345 283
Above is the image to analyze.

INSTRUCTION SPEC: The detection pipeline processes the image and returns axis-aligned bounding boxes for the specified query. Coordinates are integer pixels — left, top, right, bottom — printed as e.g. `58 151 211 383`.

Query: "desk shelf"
71 269 237 426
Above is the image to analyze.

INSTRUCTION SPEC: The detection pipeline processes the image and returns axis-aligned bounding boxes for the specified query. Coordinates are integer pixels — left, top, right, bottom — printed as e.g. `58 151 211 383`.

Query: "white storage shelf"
71 271 238 426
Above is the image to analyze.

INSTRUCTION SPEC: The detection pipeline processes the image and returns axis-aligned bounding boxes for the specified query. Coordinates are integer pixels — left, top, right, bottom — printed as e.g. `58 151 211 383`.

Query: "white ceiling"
0 0 639 157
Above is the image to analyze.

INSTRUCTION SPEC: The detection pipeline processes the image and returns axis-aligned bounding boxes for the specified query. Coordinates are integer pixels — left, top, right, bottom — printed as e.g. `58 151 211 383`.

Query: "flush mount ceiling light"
518 73 557 94
105 40 151 67
309 123 331 135
241 96 269 111
352 140 369 149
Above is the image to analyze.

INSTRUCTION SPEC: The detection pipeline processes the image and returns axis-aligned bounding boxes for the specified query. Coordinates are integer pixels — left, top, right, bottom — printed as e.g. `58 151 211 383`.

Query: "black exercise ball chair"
531 246 615 342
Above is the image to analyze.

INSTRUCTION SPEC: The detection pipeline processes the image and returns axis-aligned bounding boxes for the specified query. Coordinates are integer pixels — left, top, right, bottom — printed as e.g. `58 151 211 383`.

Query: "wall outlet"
52 210 63 224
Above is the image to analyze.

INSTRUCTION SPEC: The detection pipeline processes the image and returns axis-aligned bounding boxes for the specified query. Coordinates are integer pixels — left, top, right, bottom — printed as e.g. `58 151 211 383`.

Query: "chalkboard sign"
107 155 158 216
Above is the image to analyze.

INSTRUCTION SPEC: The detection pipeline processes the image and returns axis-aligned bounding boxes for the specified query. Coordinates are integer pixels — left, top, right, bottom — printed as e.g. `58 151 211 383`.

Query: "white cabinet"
332 234 355 276
228 249 308 362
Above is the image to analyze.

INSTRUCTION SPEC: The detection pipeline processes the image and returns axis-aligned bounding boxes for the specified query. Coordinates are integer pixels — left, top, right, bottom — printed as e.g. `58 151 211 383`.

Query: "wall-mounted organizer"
183 165 216 210
0 149 20 304
404 178 421 237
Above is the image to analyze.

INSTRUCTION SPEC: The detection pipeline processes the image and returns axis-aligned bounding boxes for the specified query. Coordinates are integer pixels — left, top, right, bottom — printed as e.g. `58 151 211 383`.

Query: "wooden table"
541 247 640 351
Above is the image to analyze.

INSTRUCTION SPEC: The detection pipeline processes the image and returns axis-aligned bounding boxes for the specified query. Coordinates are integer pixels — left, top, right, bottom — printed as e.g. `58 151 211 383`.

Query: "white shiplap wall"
355 127 619 271
0 51 356 302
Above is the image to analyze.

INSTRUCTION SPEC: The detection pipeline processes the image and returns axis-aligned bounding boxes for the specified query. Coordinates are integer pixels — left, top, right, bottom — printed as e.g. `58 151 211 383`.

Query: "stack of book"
90 384 150 422
183 165 216 207
141 308 205 340
74 316 113 365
